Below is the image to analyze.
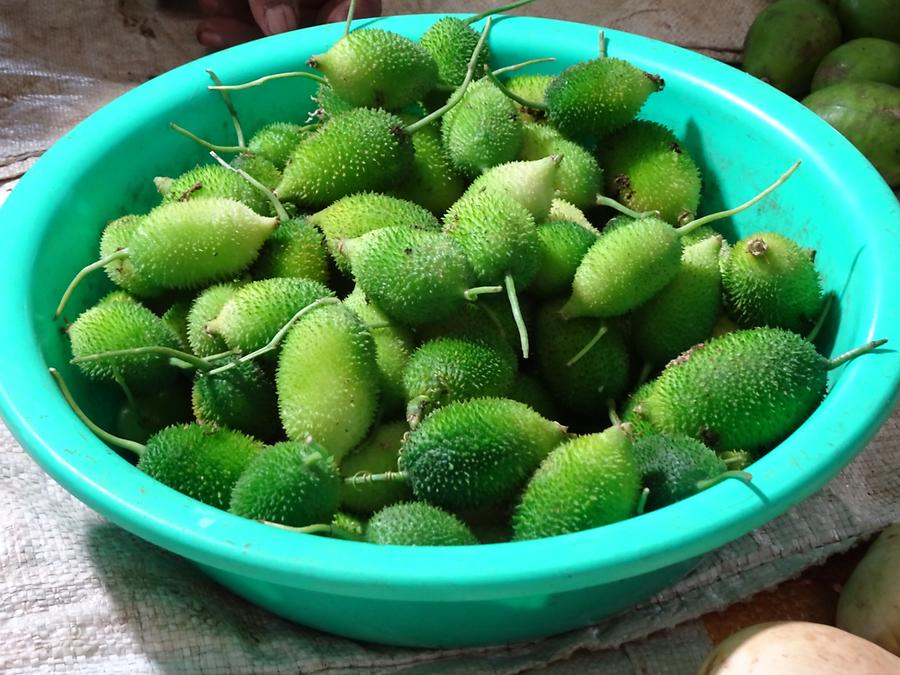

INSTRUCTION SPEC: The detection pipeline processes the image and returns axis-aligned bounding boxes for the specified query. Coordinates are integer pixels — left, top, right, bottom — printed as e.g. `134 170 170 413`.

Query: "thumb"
249 0 302 35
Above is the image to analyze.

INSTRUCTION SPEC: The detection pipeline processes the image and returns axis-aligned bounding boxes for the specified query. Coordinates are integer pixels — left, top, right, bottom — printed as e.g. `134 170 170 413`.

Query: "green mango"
811 38 900 91
836 0 900 42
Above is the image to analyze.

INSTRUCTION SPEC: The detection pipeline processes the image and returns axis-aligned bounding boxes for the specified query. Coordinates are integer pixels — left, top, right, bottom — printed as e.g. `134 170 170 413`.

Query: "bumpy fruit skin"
562 216 682 318
229 441 341 526
506 74 554 123
802 81 900 187
836 0 900 42
310 29 438 110
642 328 827 452
309 192 440 273
444 188 539 287
812 38 900 92
462 156 561 222
722 232 822 333
633 235 723 367
340 421 412 514
622 380 659 438
512 426 640 540
161 164 269 215
419 17 489 88
277 108 414 207
100 215 160 297
248 122 311 171
68 298 181 391
276 303 380 461
548 198 593 230
137 424 263 510
598 120 702 225
366 502 478 546
742 0 842 98
186 283 239 357
531 220 598 298
129 198 277 291
545 58 662 142
633 433 727 511
343 287 414 416
230 154 283 193
161 300 191 349
535 299 630 418
343 227 473 326
400 398 567 511
250 217 330 284
403 337 517 423
441 78 523 176
192 360 280 441
313 83 357 120
519 122 603 210
208 277 333 355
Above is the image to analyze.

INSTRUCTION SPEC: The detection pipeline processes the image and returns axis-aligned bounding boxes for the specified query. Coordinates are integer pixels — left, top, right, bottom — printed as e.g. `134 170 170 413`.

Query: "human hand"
197 0 383 50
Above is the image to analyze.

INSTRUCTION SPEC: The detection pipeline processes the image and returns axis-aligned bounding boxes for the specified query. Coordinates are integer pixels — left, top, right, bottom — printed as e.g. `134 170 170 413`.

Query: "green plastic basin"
1 14 898 648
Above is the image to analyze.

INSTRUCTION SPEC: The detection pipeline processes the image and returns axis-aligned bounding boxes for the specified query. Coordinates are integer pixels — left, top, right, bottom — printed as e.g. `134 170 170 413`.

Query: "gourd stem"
505 273 529 359
365 321 392 330
203 348 242 361
676 161 801 238
464 0 536 25
209 150 290 222
806 292 833 343
344 470 408 485
491 57 557 77
207 69 245 148
598 30 607 58
48 368 145 457
463 285 503 301
169 123 248 154
636 487 650 515
113 370 138 414
485 67 549 110
71 346 216 372
207 297 341 375
344 0 357 36
567 324 608 367
826 338 888 370
607 398 622 426
696 470 753 492
55 249 129 319
262 520 362 541
209 70 327 91
719 451 753 470
595 195 657 220
405 17 493 134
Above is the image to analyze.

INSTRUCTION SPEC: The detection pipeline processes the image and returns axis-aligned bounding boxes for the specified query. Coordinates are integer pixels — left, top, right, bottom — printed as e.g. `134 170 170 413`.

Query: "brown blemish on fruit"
748 238 768 256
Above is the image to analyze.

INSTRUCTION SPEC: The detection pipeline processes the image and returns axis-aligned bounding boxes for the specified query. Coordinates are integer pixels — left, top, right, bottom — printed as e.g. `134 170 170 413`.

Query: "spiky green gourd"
137 424 263 510
186 283 239 357
508 373 559 421
545 58 663 142
535 300 630 417
395 121 467 216
344 287 414 416
230 154 283 192
403 337 517 425
641 327 884 452
331 511 366 540
309 29 438 110
247 122 311 170
722 232 823 333
512 426 641 540
276 108 414 207
621 381 658 438
192 359 280 441
462 156 562 222
506 74 554 122
229 440 341 526
309 192 440 273
100 215 160 298
419 17 489 88
160 164 270 215
207 277 333 355
68 297 181 391
313 83 357 119
597 120 702 225
366 502 478 546
519 122 603 209
250 217 330 284
116 385 192 444
341 227 474 326
633 433 728 511
441 78 523 176
276 303 379 461
399 397 567 510
340 421 412 514
548 198 594 230
160 300 191 350
530 220 598 298
632 235 723 367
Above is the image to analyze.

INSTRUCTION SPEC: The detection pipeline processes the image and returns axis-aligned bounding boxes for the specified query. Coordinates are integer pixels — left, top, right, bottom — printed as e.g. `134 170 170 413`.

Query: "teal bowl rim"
1 14 899 604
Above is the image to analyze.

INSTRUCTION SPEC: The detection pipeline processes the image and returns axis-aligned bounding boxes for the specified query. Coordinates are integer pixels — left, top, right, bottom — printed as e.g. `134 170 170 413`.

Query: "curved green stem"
405 16 493 135
464 0 536 24
567 324 608 367
696 470 753 492
636 487 650 515
490 57 557 77
210 150 290 222
463 285 503 301
806 292 833 343
71 346 216 372
261 520 362 541
344 0 357 36
607 398 622 426
169 123 248 154
595 195 658 220
505 273 529 359
485 67 549 110
49 368 145 457
209 70 327 91
344 470 408 486
598 30 607 58
827 338 888 370
676 161 801 238
207 69 245 149
55 249 129 319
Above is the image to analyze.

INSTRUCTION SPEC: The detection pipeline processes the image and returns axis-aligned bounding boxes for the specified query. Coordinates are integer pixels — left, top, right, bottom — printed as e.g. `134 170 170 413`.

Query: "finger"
198 0 253 20
196 16 263 49
317 0 382 24
249 0 312 35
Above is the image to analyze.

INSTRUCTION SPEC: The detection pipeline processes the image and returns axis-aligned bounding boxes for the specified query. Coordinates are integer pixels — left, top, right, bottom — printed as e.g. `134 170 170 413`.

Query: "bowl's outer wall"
1 14 898 646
